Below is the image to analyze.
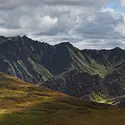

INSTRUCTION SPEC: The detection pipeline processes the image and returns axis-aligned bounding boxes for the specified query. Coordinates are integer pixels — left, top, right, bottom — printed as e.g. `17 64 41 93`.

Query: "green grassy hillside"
1 73 125 125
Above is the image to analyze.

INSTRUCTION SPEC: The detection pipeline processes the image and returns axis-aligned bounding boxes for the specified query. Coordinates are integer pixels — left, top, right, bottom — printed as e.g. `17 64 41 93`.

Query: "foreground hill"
1 73 125 125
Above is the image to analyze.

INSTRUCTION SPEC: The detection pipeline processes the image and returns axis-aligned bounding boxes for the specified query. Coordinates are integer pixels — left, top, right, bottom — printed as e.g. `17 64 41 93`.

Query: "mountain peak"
7 35 30 41
22 35 30 40
0 36 7 43
7 35 22 41
55 42 73 48
112 47 122 50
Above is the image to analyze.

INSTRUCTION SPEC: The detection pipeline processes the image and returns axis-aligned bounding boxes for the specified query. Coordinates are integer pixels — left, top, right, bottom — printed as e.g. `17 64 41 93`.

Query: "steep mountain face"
82 47 125 71
40 42 74 75
0 36 52 83
44 69 102 97
40 42 99 75
44 68 125 100
0 36 105 83
100 62 125 97
82 48 125 96
43 47 125 104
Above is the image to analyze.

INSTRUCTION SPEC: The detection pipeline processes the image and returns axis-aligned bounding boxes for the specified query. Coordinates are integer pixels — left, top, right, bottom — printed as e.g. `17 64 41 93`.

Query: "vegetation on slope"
1 73 125 125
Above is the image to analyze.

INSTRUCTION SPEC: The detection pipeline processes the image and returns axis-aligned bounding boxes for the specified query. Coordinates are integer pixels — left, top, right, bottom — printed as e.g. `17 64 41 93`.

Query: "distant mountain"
83 47 125 98
1 35 125 105
0 35 107 83
82 47 125 73
44 69 102 97
43 46 125 104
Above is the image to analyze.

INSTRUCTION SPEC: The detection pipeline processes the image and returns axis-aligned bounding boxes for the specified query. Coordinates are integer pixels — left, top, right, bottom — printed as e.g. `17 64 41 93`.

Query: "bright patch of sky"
106 1 125 13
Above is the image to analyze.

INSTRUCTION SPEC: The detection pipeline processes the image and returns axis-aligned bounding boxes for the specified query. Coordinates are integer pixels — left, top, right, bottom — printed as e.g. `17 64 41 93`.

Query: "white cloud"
0 0 124 49
40 15 58 30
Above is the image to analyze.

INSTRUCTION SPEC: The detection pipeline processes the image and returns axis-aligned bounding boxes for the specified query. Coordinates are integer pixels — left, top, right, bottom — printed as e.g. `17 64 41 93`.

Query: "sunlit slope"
0 73 125 125
0 72 66 114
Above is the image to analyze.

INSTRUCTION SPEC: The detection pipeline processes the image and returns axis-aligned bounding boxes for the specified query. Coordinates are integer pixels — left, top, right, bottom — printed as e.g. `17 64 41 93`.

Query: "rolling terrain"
1 73 125 125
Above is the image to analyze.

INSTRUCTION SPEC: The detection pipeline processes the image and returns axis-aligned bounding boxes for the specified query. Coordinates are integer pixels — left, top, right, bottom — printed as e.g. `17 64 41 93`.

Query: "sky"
0 0 125 49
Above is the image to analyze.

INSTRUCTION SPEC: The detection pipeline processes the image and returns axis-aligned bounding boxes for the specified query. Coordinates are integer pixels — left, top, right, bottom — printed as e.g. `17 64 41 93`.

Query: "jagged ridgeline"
0 35 125 104
0 35 108 83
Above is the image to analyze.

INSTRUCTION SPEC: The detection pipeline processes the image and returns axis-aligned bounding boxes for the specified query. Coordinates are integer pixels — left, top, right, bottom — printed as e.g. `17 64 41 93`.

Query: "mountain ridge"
0 35 125 105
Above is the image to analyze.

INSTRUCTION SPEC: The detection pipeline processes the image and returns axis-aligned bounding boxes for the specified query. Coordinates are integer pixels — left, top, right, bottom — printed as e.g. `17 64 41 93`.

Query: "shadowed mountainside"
44 69 102 97
0 35 125 104
0 35 108 83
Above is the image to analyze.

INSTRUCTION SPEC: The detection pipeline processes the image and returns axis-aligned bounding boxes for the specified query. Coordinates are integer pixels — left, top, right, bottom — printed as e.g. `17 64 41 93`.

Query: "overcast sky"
0 0 125 49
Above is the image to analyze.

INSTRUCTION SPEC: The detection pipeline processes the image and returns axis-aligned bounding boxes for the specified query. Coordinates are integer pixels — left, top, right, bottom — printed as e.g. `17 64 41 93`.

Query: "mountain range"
0 35 125 105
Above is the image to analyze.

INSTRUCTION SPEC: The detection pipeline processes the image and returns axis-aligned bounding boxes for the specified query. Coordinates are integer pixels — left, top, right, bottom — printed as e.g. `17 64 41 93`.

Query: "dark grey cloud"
42 0 105 7
0 0 113 10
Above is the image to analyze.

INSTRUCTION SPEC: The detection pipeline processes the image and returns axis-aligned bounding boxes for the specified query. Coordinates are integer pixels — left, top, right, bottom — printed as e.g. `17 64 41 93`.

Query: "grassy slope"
68 46 108 78
1 73 125 125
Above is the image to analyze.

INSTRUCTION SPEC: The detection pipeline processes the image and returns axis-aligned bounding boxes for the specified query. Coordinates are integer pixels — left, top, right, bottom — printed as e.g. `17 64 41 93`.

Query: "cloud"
73 8 124 39
0 0 124 49
0 0 112 10
73 39 125 50
120 0 125 8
